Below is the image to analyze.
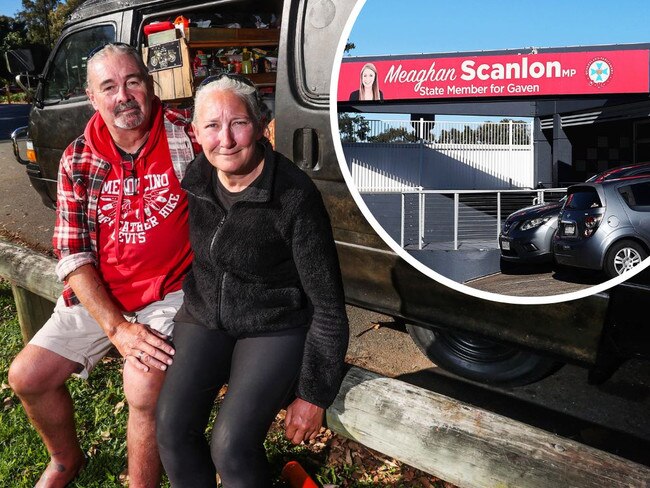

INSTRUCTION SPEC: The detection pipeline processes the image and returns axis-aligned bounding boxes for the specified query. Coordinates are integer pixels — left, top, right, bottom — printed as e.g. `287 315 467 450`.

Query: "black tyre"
406 324 563 387
604 239 647 279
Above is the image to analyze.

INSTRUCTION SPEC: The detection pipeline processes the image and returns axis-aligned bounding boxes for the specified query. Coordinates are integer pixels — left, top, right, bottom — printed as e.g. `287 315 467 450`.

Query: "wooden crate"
142 38 193 101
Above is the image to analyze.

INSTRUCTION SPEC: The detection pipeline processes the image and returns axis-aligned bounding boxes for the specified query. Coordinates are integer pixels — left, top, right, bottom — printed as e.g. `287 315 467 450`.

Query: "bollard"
281 461 319 488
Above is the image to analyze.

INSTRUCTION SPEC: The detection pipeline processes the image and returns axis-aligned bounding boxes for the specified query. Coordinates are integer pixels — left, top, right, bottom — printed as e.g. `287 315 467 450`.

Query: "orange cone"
281 461 319 488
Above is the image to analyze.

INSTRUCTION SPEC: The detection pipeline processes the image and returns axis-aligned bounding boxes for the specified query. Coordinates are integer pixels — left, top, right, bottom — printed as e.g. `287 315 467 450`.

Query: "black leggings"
156 322 307 488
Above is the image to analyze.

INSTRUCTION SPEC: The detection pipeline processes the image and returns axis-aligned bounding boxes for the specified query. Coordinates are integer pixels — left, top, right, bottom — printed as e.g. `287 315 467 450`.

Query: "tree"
17 0 83 48
50 0 84 42
18 0 59 47
0 15 29 102
368 127 419 143
338 113 370 143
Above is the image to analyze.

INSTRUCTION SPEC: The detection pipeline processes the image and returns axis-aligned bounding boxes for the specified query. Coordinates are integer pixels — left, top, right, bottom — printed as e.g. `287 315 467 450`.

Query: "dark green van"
8 0 649 387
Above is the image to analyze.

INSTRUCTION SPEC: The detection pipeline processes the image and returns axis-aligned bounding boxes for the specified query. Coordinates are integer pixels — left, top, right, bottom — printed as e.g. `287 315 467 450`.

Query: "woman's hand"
284 398 324 445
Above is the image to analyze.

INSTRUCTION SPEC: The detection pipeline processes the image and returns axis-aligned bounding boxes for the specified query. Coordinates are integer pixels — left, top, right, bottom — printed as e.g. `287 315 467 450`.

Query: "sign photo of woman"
349 63 384 101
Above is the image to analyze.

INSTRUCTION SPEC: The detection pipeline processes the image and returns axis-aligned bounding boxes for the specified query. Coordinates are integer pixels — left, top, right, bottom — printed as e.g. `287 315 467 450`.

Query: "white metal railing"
383 188 567 250
341 118 532 146
342 119 535 191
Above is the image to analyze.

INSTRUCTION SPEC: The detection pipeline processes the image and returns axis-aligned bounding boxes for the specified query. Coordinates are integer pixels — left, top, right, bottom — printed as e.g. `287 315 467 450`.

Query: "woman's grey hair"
86 43 150 89
193 76 269 129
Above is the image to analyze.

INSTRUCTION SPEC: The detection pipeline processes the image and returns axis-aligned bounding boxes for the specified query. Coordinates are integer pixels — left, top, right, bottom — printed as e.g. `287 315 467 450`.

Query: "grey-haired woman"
155 73 349 487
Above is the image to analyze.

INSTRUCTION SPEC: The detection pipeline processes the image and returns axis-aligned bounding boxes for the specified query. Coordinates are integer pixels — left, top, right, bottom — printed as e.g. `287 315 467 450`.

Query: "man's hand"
109 321 175 373
66 265 175 373
284 398 324 445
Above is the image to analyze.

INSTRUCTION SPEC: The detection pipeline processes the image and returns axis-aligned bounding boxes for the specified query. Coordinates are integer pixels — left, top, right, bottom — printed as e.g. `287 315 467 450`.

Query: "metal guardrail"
393 188 568 250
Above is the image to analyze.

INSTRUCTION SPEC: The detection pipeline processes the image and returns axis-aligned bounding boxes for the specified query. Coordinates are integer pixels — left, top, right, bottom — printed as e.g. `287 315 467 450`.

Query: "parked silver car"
554 175 650 278
500 163 650 266
500 198 565 263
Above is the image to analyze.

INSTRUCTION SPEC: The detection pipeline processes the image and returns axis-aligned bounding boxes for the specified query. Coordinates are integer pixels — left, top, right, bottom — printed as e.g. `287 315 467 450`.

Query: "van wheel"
604 240 647 279
406 324 563 387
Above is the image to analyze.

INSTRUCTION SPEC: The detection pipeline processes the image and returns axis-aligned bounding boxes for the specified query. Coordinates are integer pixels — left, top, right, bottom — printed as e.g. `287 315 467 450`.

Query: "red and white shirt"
53 98 201 312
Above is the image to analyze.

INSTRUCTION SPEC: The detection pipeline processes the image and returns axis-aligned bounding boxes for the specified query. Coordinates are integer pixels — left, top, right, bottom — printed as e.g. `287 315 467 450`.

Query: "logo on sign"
586 57 613 87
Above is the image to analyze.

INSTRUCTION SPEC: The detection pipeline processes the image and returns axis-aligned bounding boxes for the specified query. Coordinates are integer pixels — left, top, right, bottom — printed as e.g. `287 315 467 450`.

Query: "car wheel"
604 240 648 279
406 324 563 387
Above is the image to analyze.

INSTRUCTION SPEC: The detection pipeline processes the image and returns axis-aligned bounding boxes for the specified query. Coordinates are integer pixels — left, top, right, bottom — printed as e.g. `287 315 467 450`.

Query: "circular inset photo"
331 0 650 305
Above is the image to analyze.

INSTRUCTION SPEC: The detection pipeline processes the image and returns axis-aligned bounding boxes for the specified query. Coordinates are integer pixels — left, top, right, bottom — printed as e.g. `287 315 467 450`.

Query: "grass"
0 279 451 487
0 92 28 104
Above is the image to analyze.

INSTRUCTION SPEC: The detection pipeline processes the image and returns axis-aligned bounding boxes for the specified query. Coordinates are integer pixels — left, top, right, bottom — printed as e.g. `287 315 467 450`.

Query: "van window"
43 25 116 103
565 188 602 210
619 181 650 209
292 0 353 103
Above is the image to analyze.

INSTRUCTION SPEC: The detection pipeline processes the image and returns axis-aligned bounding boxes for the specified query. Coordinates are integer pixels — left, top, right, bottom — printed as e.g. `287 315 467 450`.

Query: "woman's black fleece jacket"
177 143 350 408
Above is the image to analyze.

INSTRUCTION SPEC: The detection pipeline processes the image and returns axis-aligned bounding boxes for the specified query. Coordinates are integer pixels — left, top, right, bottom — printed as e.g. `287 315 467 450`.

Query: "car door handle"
293 127 320 171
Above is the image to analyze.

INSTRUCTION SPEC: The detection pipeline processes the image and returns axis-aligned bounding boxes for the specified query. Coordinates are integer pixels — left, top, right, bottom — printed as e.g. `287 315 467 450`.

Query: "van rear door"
274 0 403 310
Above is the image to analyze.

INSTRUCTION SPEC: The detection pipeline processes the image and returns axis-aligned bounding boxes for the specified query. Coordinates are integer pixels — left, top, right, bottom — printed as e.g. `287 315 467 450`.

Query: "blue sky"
342 0 650 120
4 0 649 50
347 0 650 57
1 0 22 17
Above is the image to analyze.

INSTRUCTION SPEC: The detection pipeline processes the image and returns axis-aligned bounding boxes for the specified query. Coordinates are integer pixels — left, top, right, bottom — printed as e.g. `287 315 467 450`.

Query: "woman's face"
362 68 376 88
192 90 263 176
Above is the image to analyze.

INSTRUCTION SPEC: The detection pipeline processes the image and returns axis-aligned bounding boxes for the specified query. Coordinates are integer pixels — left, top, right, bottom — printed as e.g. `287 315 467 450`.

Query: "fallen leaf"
3 396 14 410
355 322 381 338
419 476 433 488
113 400 125 415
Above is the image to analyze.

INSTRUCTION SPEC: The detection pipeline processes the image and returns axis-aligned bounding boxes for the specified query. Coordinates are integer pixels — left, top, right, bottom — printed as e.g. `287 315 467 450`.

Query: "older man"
8 43 200 487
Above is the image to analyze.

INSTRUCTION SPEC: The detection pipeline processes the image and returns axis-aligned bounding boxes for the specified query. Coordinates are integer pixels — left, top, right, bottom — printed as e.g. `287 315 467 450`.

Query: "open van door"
274 0 396 309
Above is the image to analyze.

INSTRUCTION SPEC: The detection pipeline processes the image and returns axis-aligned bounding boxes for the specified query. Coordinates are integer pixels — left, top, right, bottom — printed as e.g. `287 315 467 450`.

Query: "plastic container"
174 16 189 28
143 21 174 35
241 48 253 74
281 461 319 488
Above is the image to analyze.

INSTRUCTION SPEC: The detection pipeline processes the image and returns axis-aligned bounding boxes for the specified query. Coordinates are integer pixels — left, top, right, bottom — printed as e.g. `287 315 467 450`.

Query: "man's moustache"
114 101 141 115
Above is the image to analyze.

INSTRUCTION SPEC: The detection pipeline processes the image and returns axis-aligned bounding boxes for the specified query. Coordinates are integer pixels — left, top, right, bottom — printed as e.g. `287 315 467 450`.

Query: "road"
1 103 649 470
0 103 55 254
466 261 606 296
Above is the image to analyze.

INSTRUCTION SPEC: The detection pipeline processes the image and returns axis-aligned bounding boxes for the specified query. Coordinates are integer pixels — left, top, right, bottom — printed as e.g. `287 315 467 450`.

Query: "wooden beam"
11 285 55 342
326 366 650 488
0 239 60 341
2 238 649 487
0 238 61 302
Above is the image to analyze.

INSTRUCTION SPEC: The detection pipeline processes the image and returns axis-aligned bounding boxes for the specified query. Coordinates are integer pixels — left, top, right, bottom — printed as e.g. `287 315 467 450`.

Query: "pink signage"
337 49 650 102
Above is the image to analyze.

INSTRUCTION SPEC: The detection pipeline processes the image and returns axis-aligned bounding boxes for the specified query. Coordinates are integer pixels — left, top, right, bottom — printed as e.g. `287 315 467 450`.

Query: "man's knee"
8 353 33 396
8 346 75 398
123 364 165 414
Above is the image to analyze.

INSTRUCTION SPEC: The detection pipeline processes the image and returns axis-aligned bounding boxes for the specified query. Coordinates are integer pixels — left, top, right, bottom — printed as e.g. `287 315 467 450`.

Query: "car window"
290 0 356 104
565 188 602 210
619 181 650 209
43 24 116 103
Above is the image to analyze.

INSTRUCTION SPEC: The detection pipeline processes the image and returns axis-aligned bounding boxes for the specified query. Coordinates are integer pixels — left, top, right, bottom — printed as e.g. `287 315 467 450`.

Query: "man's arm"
66 264 174 372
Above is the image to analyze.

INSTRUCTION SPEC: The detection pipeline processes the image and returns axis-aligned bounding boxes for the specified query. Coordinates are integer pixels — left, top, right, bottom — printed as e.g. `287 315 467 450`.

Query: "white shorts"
29 290 184 379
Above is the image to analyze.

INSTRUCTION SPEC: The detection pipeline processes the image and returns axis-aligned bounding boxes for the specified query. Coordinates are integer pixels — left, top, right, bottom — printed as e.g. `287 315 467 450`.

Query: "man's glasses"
87 42 134 61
